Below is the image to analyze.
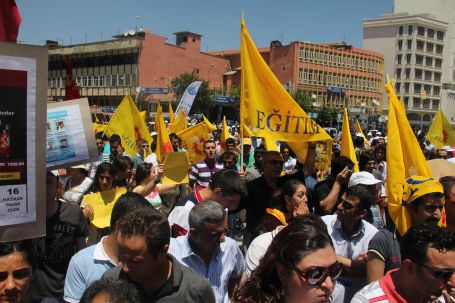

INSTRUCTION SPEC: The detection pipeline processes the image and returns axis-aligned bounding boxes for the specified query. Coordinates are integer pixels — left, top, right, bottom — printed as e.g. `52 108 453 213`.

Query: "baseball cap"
348 171 383 188
402 176 444 206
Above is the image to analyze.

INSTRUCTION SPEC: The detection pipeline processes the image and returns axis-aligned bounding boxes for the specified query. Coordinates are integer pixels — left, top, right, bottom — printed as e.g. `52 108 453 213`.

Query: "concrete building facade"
363 0 455 129
47 30 230 117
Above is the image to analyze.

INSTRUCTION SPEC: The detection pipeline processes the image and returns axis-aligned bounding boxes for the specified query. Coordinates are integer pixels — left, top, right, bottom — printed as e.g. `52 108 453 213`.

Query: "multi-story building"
47 30 230 118
212 41 384 128
364 13 448 130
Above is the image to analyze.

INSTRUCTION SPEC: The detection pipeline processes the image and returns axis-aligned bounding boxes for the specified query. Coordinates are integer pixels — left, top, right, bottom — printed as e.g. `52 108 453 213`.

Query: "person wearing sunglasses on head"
321 185 379 303
352 223 455 303
234 214 341 303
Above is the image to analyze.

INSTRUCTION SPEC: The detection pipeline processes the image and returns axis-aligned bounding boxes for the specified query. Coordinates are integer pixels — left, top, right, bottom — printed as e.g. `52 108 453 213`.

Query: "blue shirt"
169 235 245 303
64 237 116 303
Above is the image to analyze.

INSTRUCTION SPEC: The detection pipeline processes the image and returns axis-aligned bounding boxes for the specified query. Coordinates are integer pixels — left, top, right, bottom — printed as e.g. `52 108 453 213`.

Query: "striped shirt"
189 160 223 187
351 269 405 303
169 235 245 303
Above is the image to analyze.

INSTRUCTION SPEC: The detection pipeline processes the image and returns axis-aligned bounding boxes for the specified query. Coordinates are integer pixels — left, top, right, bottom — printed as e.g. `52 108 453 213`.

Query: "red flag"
65 56 81 100
0 0 22 42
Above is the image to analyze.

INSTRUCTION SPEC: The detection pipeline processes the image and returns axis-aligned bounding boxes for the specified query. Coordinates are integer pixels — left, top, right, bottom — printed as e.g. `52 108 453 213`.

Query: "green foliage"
292 90 313 112
170 71 211 115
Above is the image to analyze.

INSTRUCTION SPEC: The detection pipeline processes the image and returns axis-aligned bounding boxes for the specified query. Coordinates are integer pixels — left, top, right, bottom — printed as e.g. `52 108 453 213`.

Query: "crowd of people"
1 120 455 303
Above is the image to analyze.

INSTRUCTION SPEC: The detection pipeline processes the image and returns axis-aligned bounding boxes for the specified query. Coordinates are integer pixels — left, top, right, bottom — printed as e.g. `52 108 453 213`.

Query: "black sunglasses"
286 262 343 285
415 262 455 282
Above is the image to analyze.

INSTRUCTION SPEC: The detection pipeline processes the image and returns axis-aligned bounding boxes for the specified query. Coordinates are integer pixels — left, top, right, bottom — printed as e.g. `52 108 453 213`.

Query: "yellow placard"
83 187 127 228
0 172 20 180
162 152 190 185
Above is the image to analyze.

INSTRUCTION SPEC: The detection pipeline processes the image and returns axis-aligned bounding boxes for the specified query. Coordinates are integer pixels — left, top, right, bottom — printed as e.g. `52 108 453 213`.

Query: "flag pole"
239 15 244 173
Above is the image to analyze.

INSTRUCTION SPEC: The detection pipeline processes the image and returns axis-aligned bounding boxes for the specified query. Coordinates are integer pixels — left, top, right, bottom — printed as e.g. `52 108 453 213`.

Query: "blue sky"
17 0 393 51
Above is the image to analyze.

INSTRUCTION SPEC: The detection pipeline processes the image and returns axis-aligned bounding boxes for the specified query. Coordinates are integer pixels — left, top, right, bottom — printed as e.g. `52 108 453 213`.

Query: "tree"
170 71 211 115
292 90 313 112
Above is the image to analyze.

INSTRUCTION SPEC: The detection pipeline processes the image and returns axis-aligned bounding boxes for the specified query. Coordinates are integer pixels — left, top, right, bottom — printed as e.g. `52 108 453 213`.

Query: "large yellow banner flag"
340 108 359 172
177 122 210 164
155 104 173 162
240 19 331 145
427 107 455 149
170 109 188 134
385 81 433 236
355 119 369 147
104 95 152 156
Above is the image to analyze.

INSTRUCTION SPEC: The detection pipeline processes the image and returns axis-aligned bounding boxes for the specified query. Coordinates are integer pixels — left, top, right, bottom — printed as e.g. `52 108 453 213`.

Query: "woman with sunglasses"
234 214 341 303
259 179 309 233
0 239 37 303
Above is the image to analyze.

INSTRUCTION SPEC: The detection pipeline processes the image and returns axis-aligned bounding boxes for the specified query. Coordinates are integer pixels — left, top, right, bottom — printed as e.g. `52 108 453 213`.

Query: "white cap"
348 171 383 188
355 132 364 137
150 131 157 136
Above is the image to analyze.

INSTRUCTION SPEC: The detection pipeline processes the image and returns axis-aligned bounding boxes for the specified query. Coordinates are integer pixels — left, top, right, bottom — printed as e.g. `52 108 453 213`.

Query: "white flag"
175 81 202 116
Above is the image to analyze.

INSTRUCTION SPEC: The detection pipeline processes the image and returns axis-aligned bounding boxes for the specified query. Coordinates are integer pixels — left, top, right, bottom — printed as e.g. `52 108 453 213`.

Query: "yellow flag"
240 19 331 145
169 101 175 123
139 110 146 121
340 108 359 172
264 137 279 151
104 95 152 156
355 119 369 147
427 107 455 149
155 104 173 163
170 109 188 134
177 122 210 164
83 187 127 228
203 114 217 132
162 152 190 185
92 123 107 135
385 81 433 236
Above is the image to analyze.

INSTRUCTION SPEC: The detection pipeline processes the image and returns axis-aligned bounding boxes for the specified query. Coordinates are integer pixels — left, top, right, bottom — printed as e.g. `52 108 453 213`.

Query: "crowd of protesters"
1 120 455 303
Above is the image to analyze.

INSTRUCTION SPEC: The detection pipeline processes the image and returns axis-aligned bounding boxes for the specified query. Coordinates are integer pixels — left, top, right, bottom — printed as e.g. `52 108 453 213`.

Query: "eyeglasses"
286 262 343 285
268 159 284 166
415 262 455 282
140 145 149 149
340 198 356 210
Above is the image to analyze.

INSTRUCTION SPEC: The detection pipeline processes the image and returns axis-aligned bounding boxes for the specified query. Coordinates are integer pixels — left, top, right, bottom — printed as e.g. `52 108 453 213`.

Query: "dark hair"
275 179 304 208
345 185 374 210
0 239 37 270
110 192 151 229
169 133 179 141
209 170 246 198
112 156 133 180
279 142 290 153
354 136 364 148
358 151 374 170
80 278 143 303
150 135 157 152
226 138 236 146
221 151 237 161
401 223 455 264
95 132 108 141
263 151 282 163
439 176 455 199
234 214 333 302
331 156 354 178
115 207 170 254
203 140 216 148
254 147 266 156
109 134 121 144
91 162 114 193
135 162 154 185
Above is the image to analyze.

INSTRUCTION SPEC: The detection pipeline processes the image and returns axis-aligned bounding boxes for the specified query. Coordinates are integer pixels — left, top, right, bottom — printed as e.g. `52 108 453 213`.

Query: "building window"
436 44 443 54
405 82 410 93
408 25 413 35
415 69 422 79
427 29 435 38
299 48 304 61
396 68 402 79
432 99 439 109
424 70 432 81
437 31 444 40
433 86 441 96
397 54 402 64
424 85 431 95
426 43 434 52
396 82 401 93
418 26 425 36
423 99 430 108
417 40 424 50
406 54 412 64
434 72 441 82
416 55 424 65
435 58 442 68
414 83 422 93
407 40 412 49
404 97 409 108
399 26 404 35
413 98 421 108
405 68 411 79
425 57 433 67
398 40 403 50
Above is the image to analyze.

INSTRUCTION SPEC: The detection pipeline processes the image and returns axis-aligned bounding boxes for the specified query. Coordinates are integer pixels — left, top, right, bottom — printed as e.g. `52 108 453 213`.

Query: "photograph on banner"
83 187 127 229
0 56 38 229
46 98 98 170
162 152 189 185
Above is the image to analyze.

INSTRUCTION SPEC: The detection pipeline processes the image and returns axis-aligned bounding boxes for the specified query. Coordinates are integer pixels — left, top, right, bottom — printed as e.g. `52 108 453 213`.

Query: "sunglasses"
286 262 343 285
268 159 284 166
415 262 455 282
